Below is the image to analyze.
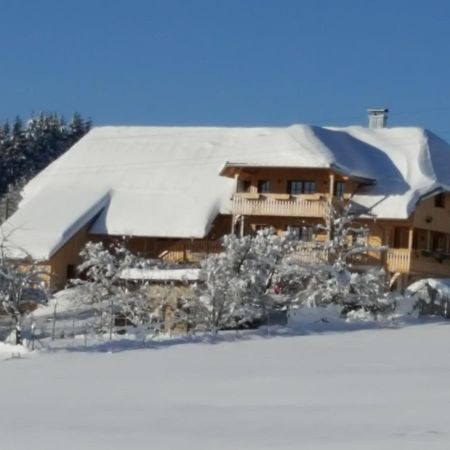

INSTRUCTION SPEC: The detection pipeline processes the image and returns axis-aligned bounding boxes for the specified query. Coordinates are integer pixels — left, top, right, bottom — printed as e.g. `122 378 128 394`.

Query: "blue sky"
2 0 450 139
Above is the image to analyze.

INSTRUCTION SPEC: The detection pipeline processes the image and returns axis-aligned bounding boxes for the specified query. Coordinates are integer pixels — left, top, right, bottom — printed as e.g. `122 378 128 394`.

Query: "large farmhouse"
3 109 450 289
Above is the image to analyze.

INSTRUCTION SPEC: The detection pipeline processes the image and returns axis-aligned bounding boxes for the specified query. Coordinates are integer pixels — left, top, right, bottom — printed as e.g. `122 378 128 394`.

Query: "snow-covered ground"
0 321 449 449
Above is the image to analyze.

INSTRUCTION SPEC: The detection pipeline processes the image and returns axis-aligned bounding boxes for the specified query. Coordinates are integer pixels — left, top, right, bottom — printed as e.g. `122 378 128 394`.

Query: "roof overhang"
219 161 376 186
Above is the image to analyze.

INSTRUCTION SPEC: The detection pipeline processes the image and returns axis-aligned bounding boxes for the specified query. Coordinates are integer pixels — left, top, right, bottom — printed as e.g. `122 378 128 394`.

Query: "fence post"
51 301 57 341
109 299 114 341
72 315 76 346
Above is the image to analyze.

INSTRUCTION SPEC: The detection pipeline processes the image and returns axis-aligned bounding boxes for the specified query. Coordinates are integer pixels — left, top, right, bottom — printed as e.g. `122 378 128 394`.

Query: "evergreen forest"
0 113 92 221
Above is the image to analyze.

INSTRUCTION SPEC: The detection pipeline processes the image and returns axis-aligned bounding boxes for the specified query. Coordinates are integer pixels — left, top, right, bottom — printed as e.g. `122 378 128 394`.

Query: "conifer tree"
0 112 91 222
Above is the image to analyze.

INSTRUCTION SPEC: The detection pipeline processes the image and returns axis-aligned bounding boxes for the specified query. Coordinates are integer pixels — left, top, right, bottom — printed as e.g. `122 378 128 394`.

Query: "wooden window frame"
287 179 316 195
334 181 345 197
257 180 271 194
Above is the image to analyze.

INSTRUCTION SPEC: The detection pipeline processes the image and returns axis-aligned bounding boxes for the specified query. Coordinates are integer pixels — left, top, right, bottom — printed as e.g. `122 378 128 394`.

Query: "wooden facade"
224 166 450 288
45 166 450 290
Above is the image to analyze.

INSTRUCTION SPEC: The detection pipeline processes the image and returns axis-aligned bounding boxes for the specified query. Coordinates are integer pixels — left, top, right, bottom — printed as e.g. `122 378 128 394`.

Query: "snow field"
0 322 449 449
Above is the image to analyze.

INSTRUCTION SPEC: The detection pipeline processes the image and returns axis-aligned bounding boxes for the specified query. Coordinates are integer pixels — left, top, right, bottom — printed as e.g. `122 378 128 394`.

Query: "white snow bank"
288 304 344 324
0 342 28 359
287 304 377 328
1 323 450 449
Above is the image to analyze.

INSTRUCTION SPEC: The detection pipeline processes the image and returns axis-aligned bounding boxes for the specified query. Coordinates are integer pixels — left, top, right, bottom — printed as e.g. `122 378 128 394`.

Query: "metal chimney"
367 108 388 129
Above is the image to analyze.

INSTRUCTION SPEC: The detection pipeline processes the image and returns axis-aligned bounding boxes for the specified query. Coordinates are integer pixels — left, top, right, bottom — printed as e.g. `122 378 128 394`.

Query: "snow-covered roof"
120 268 200 282
3 124 450 260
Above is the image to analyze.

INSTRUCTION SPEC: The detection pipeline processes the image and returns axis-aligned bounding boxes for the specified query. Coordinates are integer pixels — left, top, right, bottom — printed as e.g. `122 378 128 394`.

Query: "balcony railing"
159 240 223 263
232 194 327 218
157 241 450 277
290 247 411 273
290 245 330 265
386 249 411 273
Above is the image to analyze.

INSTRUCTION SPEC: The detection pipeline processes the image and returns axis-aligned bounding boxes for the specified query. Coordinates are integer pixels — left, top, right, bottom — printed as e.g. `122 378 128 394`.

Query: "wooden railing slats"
232 196 326 217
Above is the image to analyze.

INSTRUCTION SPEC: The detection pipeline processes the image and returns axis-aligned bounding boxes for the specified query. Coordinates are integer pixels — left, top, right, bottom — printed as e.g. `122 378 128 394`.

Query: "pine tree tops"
0 112 92 222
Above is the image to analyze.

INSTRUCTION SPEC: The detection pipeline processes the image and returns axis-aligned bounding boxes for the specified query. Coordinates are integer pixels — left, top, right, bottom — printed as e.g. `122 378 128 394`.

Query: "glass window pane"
288 180 303 195
334 181 345 197
257 180 270 193
303 181 316 193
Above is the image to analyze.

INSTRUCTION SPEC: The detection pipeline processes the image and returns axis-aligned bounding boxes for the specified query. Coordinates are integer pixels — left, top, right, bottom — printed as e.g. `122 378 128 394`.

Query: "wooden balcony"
232 194 327 218
386 249 411 273
292 248 450 276
157 239 450 278
290 247 413 274
384 248 450 277
159 240 223 263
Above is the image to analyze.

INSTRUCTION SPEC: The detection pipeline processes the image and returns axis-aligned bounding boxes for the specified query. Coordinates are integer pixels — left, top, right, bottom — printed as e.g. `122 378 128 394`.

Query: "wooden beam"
326 173 335 241
329 173 335 200
408 228 414 250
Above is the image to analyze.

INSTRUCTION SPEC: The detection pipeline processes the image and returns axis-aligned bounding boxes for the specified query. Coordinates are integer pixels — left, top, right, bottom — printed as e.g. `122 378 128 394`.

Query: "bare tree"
75 240 162 339
0 233 49 344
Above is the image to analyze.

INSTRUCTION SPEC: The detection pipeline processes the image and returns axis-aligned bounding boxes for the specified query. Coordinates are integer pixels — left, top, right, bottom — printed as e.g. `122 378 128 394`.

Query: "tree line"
0 112 92 221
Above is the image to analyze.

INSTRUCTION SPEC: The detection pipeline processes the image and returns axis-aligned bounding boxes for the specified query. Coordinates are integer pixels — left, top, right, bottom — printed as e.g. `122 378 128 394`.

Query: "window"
435 193 445 208
288 225 313 242
431 232 446 252
300 226 313 242
303 181 316 194
287 180 315 194
257 180 270 193
334 181 345 197
237 179 251 193
287 180 303 195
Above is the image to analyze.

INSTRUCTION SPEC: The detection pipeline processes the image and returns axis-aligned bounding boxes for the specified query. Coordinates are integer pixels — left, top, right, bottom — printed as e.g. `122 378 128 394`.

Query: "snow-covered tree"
194 228 297 333
75 241 134 335
75 240 162 338
0 234 49 344
278 201 398 313
406 279 450 318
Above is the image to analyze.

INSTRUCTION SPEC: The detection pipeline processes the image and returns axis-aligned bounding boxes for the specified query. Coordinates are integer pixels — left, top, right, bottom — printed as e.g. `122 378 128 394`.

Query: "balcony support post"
231 173 239 235
239 215 245 238
408 228 414 250
326 173 335 240
407 227 414 272
329 173 335 199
